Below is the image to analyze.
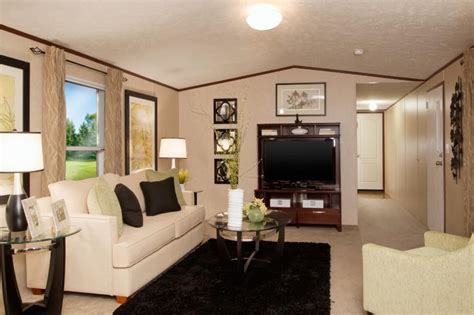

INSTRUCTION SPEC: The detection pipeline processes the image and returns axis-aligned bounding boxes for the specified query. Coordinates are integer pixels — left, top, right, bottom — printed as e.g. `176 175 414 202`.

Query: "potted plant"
178 169 189 191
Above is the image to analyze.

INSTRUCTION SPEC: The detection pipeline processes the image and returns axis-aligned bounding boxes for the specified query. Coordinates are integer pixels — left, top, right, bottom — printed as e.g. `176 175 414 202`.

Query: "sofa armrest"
424 231 469 251
362 243 472 313
27 212 118 296
182 190 195 206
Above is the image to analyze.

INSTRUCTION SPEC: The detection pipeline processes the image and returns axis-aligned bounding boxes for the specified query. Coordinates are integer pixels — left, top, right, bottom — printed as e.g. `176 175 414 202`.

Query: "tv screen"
263 138 336 183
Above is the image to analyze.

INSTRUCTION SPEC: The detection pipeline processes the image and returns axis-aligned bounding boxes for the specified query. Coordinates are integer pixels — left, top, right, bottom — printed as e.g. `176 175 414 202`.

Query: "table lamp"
159 138 187 169
0 132 44 231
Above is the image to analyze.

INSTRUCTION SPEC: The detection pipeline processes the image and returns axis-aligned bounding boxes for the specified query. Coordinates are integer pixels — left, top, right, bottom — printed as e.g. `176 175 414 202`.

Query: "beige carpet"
0 193 427 314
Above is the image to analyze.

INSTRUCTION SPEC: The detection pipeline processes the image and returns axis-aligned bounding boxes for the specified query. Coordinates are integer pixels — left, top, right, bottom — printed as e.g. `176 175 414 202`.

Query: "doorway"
357 113 384 190
426 83 445 232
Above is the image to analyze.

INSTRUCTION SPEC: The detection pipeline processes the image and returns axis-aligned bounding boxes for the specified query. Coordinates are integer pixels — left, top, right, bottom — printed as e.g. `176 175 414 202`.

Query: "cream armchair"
363 231 474 314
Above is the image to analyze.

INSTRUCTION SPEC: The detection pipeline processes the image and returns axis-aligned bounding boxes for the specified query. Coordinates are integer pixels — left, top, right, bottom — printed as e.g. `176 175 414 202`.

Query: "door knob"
435 161 443 166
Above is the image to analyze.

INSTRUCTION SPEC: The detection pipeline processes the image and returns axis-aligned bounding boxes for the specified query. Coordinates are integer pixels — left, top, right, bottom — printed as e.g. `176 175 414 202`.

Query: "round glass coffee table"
207 210 291 275
0 226 81 315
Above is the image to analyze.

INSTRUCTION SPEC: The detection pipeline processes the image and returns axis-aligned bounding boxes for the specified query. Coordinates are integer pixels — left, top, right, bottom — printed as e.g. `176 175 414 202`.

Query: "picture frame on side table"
51 199 70 232
275 82 326 116
125 90 158 175
0 55 30 204
21 197 43 238
213 98 237 124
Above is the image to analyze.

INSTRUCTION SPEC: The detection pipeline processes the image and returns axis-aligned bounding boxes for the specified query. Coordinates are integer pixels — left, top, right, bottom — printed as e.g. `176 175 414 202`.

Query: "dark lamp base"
6 194 28 231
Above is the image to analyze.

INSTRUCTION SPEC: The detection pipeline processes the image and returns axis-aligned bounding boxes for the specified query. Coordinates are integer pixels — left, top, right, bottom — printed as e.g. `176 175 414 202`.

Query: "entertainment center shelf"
256 122 342 231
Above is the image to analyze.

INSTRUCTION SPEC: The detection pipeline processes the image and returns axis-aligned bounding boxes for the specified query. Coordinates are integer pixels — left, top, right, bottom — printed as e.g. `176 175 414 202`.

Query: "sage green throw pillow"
87 177 123 236
146 169 186 206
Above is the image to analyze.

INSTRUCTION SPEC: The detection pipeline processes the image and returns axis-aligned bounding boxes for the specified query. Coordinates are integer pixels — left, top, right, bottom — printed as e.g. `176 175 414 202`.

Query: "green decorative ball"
248 206 264 223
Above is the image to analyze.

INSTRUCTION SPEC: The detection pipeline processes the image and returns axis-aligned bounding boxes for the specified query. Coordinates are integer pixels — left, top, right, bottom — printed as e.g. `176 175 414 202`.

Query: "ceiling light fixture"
369 102 378 111
353 48 365 56
246 4 282 31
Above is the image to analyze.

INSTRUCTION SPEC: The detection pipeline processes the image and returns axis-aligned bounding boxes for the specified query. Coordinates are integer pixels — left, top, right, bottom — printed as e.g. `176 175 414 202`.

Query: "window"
65 80 105 180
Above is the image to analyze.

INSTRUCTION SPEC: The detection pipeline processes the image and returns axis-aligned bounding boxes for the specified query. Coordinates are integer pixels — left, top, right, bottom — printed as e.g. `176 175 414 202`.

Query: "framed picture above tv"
275 82 326 116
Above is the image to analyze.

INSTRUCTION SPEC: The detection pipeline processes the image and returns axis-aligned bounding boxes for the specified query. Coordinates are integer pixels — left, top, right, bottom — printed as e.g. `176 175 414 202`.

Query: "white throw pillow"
118 171 147 212
48 177 97 214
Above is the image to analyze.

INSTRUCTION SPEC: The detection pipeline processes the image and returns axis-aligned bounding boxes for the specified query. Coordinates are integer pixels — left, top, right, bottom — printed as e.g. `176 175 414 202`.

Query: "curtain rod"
30 47 128 82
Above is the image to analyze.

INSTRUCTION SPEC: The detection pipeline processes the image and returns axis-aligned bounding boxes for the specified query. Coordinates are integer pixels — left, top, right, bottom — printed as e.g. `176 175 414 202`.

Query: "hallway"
358 192 427 249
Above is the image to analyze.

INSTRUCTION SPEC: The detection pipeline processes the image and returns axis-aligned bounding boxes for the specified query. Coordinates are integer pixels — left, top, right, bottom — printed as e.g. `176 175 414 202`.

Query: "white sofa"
25 171 205 302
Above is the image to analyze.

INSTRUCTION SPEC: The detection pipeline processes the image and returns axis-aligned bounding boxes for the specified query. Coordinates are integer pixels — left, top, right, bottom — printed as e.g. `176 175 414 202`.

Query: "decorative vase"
227 188 244 229
247 206 264 223
180 183 185 191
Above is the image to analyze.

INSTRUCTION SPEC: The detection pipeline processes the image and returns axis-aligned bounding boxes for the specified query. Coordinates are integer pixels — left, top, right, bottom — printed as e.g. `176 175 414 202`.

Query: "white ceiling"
1 0 473 89
356 82 420 110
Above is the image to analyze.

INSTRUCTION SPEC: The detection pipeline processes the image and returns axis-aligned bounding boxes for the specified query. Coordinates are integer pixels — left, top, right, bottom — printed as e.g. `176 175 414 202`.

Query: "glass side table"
0 226 81 315
207 210 291 276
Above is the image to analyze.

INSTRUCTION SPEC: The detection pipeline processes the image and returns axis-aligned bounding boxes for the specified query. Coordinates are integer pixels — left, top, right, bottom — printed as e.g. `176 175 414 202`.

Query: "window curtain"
104 68 124 175
41 46 66 196
463 48 474 235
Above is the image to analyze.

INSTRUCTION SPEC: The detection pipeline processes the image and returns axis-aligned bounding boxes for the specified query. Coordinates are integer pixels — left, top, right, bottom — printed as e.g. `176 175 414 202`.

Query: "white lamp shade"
159 138 187 159
0 132 44 173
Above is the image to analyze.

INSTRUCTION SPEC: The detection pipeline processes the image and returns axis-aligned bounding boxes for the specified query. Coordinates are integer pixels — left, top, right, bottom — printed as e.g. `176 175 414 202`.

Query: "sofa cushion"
146 169 186 206
118 171 147 212
113 217 175 268
158 205 205 238
87 177 123 236
140 177 181 216
114 184 143 228
49 177 97 214
406 246 447 256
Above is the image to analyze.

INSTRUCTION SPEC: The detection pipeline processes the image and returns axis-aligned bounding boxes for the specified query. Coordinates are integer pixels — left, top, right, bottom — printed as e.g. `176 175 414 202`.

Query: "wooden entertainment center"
255 122 342 231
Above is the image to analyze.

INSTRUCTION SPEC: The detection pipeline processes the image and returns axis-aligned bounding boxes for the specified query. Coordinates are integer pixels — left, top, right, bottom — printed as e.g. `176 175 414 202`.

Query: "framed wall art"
125 90 158 175
214 129 238 154
0 55 30 204
213 98 237 124
275 82 326 116
214 159 235 184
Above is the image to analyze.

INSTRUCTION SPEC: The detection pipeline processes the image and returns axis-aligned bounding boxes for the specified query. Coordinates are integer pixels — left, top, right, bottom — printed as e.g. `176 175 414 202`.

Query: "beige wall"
0 30 179 197
384 57 465 235
179 68 403 225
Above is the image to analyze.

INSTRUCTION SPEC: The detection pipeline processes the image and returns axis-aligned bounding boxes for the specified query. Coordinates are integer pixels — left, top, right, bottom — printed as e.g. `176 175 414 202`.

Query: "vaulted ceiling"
1 0 473 89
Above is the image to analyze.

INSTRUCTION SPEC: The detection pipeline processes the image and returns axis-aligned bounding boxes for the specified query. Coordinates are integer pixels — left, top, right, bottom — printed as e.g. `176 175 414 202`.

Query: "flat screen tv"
263 138 336 184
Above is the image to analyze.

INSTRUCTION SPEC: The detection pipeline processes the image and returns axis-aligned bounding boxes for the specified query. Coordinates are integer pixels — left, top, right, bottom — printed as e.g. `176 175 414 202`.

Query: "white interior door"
357 113 384 190
426 85 445 232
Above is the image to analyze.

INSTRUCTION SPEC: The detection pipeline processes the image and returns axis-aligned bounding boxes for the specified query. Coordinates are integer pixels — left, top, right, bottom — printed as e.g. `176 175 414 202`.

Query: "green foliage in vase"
227 131 242 189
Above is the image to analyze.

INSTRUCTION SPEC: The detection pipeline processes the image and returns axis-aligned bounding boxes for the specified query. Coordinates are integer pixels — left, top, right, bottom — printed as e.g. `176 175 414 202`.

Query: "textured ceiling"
1 0 473 89
356 82 420 110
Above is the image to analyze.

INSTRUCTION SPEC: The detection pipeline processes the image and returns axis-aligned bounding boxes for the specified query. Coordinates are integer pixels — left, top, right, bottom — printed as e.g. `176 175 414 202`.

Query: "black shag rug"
114 239 331 315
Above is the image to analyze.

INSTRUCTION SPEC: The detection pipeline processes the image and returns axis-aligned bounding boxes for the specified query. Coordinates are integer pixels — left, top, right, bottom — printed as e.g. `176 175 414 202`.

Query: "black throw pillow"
114 184 143 227
140 177 181 216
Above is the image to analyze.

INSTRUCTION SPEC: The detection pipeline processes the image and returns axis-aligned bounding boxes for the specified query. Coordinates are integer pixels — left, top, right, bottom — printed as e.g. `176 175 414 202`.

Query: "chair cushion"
140 177 181 216
146 169 186 206
406 246 447 256
87 177 123 236
156 205 205 238
113 217 175 268
118 171 147 212
114 184 143 228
